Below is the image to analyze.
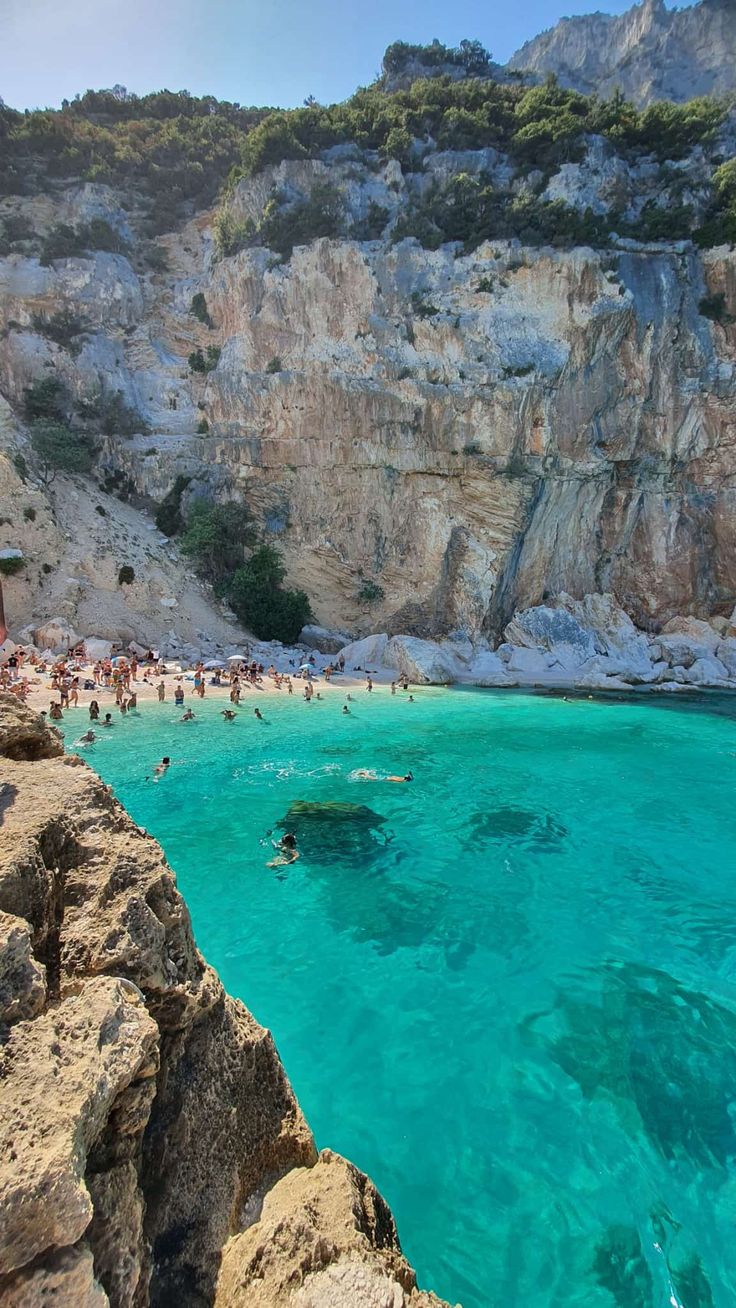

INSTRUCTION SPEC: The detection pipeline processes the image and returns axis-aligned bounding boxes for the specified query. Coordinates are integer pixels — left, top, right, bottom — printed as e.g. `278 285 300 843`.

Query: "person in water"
49 701 63 720
181 708 195 721
154 757 171 778
89 700 100 720
342 704 350 714
77 728 96 744
221 709 237 721
268 832 299 867
101 713 114 727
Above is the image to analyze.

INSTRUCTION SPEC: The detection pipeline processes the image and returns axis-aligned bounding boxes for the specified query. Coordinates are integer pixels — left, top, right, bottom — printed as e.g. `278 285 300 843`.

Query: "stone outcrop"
0 697 449 1307
508 0 736 106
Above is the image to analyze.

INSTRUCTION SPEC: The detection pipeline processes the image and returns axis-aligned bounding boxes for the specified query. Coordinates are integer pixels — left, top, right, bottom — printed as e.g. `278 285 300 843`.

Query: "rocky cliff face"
0 695 449 1307
1 120 736 651
508 0 736 106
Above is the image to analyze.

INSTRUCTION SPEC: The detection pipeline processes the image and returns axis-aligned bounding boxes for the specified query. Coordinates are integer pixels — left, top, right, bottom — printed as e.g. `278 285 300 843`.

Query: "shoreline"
18 661 733 726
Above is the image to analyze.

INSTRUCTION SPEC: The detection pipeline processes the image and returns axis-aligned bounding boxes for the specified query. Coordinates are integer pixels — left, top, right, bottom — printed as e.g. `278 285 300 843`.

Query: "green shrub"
502 362 535 378
265 356 282 373
144 243 170 271
353 201 390 240
213 207 254 259
190 291 213 326
29 419 97 484
39 218 128 266
23 377 66 422
155 475 191 536
476 275 494 292
227 545 311 643
118 564 135 584
12 452 28 480
0 555 24 576
188 345 220 373
257 183 343 258
180 501 254 585
699 292 732 323
95 504 107 516
411 291 440 317
23 505 36 521
31 308 89 355
196 417 210 434
356 579 385 604
77 385 147 436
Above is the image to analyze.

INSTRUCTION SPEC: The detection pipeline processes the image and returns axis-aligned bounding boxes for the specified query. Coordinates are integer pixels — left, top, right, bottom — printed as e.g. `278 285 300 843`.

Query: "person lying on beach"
267 833 299 867
221 709 237 721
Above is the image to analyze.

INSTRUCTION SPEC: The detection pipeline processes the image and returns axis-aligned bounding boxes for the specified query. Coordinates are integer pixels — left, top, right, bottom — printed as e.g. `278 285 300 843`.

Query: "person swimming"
342 704 350 714
76 728 96 745
221 709 237 721
352 769 414 783
153 757 171 778
181 708 195 721
101 713 114 727
267 832 299 867
254 707 264 720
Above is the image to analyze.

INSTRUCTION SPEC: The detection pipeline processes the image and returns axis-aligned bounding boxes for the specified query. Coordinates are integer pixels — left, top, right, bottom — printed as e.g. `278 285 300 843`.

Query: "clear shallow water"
63 688 736 1308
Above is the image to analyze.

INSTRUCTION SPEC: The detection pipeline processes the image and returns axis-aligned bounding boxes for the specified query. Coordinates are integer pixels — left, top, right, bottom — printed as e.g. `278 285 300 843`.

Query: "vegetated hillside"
1 54 736 646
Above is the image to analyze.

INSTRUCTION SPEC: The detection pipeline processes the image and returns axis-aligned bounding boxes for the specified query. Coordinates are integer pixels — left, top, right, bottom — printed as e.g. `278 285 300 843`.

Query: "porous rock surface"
0 696 449 1307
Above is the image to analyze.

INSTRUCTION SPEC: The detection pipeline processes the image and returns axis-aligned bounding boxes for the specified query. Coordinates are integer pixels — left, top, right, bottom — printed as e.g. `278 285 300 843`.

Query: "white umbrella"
204 659 225 669
227 653 247 662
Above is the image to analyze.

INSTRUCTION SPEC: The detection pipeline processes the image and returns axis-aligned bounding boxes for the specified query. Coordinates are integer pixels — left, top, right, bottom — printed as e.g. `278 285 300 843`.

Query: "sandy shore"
19 661 396 719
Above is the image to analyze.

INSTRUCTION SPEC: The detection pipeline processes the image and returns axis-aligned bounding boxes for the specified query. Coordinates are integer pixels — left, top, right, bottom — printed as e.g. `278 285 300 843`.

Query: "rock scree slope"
0 695 451 1308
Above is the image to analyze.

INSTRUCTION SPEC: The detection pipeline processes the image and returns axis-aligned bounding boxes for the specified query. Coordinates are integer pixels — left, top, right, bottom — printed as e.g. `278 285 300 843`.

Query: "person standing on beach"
157 681 165 702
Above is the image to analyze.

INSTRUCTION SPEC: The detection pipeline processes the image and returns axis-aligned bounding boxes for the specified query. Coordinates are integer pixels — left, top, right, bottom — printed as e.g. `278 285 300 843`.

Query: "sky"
1 0 696 113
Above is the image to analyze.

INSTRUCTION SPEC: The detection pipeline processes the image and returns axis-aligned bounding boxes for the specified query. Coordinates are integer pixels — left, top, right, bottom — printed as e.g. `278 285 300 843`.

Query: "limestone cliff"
1 85 736 652
508 0 736 106
0 696 449 1307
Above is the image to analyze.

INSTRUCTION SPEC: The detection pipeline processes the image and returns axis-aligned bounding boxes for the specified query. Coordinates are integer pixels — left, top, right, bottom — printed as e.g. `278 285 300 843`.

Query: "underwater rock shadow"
465 806 567 853
274 799 482 967
524 959 736 1172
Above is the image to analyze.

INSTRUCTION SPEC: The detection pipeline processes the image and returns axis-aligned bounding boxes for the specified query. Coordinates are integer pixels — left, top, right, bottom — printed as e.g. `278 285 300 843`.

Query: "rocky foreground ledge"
0 697 450 1308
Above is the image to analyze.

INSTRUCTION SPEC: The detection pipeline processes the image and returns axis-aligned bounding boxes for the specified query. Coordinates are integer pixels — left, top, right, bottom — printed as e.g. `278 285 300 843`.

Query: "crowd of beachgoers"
0 639 417 724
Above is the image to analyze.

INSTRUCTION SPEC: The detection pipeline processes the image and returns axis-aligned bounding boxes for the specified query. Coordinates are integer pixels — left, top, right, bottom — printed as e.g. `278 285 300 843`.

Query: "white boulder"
504 604 597 661
679 656 731 686
463 650 517 687
385 636 458 684
661 616 720 653
84 638 114 661
505 647 554 678
716 638 736 677
338 634 389 668
33 618 79 654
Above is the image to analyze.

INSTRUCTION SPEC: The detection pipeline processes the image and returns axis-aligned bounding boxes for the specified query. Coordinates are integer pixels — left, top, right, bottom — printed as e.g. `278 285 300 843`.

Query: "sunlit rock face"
1 162 736 645
508 0 736 107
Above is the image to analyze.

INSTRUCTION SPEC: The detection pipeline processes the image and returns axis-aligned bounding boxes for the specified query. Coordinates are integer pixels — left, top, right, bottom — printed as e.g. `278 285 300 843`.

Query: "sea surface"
63 687 736 1308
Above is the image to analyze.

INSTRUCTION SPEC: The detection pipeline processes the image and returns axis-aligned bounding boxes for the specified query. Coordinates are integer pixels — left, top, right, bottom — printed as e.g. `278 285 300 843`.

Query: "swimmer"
386 772 414 783
267 832 299 868
181 708 195 721
153 756 171 778
254 707 264 721
221 709 237 721
101 713 114 727
49 701 63 720
408 695 415 703
76 729 96 745
347 693 354 702
342 704 350 714
390 681 396 695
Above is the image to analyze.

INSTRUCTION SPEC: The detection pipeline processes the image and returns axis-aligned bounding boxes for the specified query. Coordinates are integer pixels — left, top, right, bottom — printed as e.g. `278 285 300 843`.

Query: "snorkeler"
267 832 299 867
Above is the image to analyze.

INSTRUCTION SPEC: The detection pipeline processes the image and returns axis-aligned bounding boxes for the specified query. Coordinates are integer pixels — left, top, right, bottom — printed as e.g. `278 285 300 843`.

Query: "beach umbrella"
227 654 246 662
204 659 225 669
300 663 313 671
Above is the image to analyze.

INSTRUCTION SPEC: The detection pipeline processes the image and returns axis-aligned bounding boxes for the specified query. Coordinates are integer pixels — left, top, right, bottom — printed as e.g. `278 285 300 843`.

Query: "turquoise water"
63 688 736 1308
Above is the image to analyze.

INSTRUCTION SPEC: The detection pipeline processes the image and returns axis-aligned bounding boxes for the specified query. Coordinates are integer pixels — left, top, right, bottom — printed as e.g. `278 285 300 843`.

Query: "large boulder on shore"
299 624 352 655
337 634 389 668
33 618 79 654
504 605 596 663
385 636 458 684
463 650 517 687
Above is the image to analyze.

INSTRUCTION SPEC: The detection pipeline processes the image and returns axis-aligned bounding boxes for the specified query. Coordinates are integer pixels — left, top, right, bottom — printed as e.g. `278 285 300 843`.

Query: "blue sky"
2 0 695 112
